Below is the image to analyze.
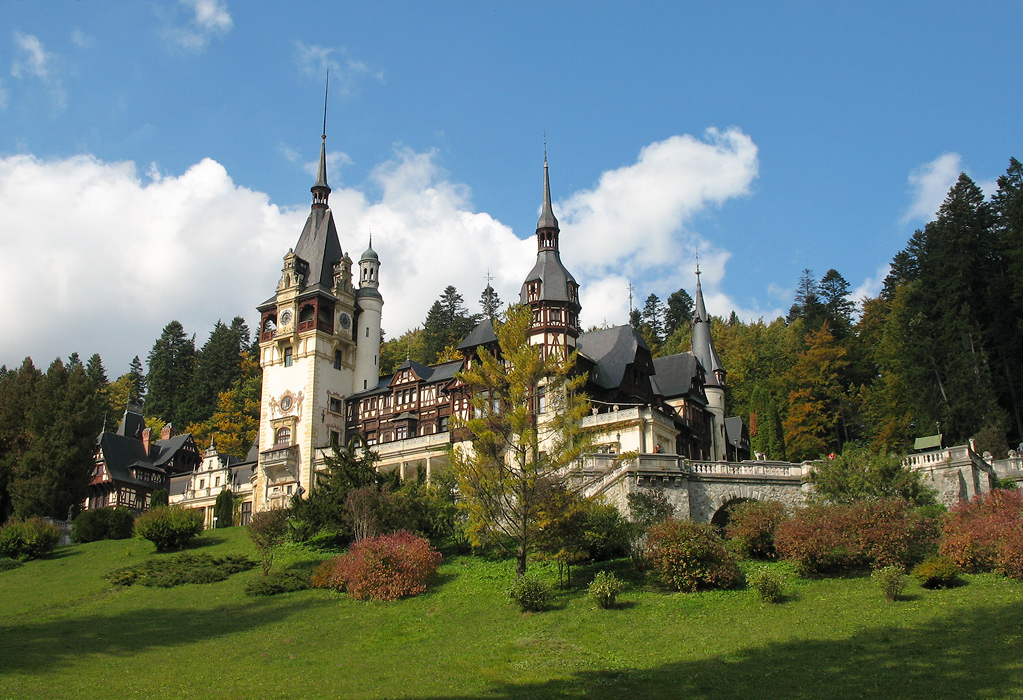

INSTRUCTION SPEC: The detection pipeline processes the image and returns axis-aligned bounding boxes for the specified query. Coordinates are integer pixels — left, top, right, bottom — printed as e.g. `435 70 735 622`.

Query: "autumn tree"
782 325 850 460
185 352 262 459
451 304 592 576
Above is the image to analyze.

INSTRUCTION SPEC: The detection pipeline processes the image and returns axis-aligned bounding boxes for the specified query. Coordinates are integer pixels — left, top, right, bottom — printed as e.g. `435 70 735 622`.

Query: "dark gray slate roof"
692 274 725 386
293 207 344 293
152 434 193 466
725 416 747 445
457 317 497 350
576 326 649 390
116 410 145 440
651 353 701 399
97 433 165 488
519 250 578 305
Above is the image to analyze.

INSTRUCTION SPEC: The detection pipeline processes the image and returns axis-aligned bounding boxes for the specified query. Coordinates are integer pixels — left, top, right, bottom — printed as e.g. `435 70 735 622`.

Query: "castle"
248 131 760 517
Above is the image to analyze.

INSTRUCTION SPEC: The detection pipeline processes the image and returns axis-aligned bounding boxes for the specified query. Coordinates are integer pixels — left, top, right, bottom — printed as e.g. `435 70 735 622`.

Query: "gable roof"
457 317 498 350
96 432 165 488
151 434 195 466
651 353 701 399
576 325 649 389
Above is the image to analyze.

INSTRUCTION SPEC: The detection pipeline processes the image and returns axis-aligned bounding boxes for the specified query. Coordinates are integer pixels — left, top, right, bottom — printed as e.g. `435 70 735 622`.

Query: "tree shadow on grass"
400 601 1023 700
0 597 331 674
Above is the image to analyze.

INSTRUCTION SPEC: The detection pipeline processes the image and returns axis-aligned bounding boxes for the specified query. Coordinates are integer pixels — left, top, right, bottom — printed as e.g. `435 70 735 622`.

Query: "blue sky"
1 1 1021 375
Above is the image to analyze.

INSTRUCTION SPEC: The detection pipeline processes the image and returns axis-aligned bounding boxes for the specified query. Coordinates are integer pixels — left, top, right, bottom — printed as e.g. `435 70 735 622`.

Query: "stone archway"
710 496 754 530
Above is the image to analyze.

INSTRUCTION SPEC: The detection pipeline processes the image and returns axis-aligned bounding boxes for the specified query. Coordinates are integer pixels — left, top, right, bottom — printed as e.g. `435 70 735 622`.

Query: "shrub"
0 557 23 573
214 489 235 528
912 555 962 589
939 489 1023 573
134 506 203 552
150 488 169 507
725 500 787 559
248 509 290 575
72 507 134 543
587 570 625 609
775 499 938 576
583 502 632 562
646 519 744 592
508 573 553 612
315 531 442 601
996 525 1023 580
748 567 785 602
872 565 907 601
0 518 62 560
245 569 311 596
106 553 256 587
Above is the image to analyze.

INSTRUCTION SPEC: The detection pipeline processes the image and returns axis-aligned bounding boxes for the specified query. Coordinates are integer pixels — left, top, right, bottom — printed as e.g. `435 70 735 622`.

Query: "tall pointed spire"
692 260 724 386
311 71 331 209
537 154 559 233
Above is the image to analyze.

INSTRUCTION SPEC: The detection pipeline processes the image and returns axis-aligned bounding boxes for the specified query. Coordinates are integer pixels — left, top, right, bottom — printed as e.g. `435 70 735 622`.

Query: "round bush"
0 518 62 560
872 565 907 601
748 567 785 602
73 507 135 543
912 555 962 589
725 500 787 559
587 570 625 609
776 499 938 576
315 531 442 601
646 519 744 592
106 507 135 539
940 489 1023 573
134 506 203 552
508 573 553 612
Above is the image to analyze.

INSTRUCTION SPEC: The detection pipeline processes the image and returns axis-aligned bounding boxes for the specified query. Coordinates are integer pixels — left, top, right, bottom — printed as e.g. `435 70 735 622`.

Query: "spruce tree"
664 288 694 337
146 321 194 425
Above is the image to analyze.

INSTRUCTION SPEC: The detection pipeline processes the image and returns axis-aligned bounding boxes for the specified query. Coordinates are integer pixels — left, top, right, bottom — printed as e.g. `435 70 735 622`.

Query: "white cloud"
557 127 762 323
294 42 384 94
0 132 763 373
851 264 890 303
165 0 232 52
903 152 962 224
70 28 96 49
10 32 65 108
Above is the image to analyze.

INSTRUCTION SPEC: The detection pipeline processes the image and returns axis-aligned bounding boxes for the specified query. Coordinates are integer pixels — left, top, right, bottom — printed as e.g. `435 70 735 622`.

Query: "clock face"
280 309 293 326
338 312 352 330
280 395 293 411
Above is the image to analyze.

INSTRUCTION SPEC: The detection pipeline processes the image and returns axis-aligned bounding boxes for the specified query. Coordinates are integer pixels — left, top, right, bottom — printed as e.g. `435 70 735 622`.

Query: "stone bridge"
573 453 812 524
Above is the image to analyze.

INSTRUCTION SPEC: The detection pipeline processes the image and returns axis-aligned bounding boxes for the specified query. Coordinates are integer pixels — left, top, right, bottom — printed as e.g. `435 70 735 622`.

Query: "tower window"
329 397 343 413
334 350 342 370
283 347 293 367
275 427 291 445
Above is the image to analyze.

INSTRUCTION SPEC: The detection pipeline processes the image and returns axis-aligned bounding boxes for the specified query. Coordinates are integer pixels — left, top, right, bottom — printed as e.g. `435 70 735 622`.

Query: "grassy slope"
1 529 1022 700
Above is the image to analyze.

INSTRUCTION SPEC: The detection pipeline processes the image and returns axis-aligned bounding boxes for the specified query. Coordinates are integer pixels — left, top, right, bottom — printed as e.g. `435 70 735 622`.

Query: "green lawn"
1 528 1022 700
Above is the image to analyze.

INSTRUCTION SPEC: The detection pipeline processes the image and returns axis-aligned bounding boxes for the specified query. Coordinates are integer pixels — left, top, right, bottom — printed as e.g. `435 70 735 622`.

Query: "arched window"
274 427 291 446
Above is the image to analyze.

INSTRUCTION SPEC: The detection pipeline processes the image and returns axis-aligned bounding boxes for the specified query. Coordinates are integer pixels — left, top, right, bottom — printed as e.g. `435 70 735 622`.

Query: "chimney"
142 428 152 457
161 423 174 441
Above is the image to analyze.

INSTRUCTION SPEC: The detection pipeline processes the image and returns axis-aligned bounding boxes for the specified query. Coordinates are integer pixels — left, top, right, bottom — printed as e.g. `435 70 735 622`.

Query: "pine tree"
818 269 855 338
127 356 146 404
0 359 41 522
451 304 593 576
664 288 694 337
641 294 665 343
10 358 100 519
788 268 826 328
480 284 503 318
85 354 112 431
179 319 247 427
185 353 262 459
146 321 195 425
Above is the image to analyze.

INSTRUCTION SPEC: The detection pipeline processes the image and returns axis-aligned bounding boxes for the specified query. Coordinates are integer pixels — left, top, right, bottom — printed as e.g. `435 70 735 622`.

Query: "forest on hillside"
2 159 1022 521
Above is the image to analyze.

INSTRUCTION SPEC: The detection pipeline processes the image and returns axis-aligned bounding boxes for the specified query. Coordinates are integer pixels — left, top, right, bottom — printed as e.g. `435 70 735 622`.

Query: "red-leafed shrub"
940 489 1023 575
312 531 442 601
646 519 743 592
776 499 938 576
725 500 788 559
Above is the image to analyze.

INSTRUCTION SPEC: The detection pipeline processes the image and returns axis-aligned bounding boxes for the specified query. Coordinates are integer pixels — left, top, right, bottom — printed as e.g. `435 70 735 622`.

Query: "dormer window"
527 281 540 302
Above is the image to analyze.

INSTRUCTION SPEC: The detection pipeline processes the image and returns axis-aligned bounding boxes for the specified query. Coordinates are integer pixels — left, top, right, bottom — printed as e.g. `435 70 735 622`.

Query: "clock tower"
254 128 377 510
